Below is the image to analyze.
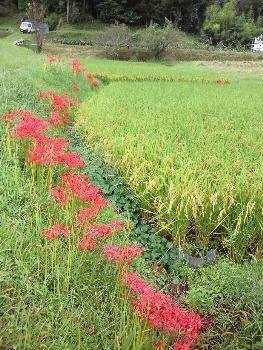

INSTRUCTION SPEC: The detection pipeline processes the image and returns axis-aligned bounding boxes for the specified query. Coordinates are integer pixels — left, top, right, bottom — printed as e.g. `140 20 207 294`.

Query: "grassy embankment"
0 29 139 350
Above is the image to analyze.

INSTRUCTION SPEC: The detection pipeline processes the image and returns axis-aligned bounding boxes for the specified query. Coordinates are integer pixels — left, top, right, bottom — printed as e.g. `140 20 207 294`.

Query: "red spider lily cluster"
70 58 100 89
46 53 64 64
1 55 202 350
42 225 70 241
87 73 100 89
215 79 227 85
123 270 202 350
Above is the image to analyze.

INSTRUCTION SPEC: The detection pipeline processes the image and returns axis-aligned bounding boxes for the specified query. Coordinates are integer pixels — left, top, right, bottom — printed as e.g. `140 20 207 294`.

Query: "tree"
28 0 45 53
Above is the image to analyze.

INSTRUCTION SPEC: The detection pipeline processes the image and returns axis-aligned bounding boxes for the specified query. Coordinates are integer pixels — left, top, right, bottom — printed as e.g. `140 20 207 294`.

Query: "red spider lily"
13 117 49 140
122 271 202 350
72 59 86 73
104 244 143 265
46 53 64 64
87 74 100 89
1 112 17 124
215 79 225 85
90 79 100 89
42 225 70 241
63 117 72 124
87 74 94 82
37 91 77 116
79 237 96 251
60 171 89 189
30 143 62 166
46 53 57 64
59 151 85 168
60 171 103 202
51 186 68 207
111 218 127 231
76 196 108 226
47 112 63 127
84 219 126 239
30 137 69 166
73 83 81 91
14 109 37 120
85 223 112 239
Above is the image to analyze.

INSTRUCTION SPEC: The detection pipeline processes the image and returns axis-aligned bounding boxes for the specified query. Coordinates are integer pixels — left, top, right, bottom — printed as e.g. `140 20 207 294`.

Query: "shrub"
46 13 60 31
139 19 178 60
96 24 133 58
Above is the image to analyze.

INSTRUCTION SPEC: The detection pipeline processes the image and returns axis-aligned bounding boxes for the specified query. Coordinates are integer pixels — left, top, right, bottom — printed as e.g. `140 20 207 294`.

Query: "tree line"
16 0 263 46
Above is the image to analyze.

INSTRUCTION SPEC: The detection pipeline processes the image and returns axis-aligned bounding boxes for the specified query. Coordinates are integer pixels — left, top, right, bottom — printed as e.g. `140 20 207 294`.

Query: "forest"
11 0 262 46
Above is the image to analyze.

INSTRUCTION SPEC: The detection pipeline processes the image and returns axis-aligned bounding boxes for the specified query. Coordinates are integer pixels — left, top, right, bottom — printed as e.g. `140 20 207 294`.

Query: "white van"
20 21 35 33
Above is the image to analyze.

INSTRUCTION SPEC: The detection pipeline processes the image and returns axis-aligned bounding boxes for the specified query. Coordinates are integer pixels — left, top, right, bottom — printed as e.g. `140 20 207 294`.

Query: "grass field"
77 58 263 260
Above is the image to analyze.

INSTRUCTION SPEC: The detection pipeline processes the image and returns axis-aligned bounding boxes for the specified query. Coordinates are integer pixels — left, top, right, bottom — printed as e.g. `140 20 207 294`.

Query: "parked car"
20 21 35 33
20 21 49 34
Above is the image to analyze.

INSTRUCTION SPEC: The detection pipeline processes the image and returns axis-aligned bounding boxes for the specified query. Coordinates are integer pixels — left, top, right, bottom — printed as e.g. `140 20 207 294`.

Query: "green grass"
77 58 263 260
0 30 135 350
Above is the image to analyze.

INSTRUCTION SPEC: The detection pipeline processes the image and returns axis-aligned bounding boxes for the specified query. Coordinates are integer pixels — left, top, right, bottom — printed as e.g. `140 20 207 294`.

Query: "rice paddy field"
77 59 263 260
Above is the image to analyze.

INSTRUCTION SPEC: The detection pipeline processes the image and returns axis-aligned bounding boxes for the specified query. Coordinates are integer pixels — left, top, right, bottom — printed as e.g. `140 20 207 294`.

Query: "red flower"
63 117 71 124
76 196 108 226
1 112 16 124
72 60 86 73
46 53 57 64
47 112 63 127
13 117 49 140
215 79 225 85
73 83 81 91
104 244 143 265
42 225 70 241
122 270 202 350
51 186 68 207
59 151 85 168
90 79 100 89
87 74 94 82
79 237 96 251
29 137 68 166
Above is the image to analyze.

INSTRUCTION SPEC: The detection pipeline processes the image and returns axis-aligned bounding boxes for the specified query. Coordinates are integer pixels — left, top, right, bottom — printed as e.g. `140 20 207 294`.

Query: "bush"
46 13 60 31
96 24 133 58
139 19 178 60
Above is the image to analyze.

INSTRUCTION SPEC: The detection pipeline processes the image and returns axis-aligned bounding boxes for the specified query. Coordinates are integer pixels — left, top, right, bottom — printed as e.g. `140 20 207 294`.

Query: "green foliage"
46 12 60 30
185 259 263 349
203 0 263 47
139 20 178 59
